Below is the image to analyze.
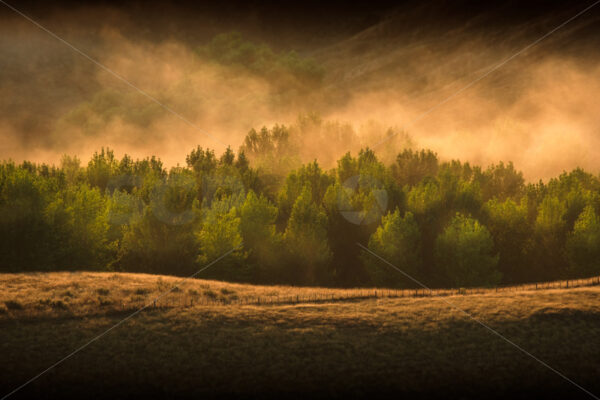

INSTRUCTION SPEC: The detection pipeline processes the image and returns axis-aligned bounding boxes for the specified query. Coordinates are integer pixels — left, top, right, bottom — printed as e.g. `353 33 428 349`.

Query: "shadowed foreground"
1 273 600 399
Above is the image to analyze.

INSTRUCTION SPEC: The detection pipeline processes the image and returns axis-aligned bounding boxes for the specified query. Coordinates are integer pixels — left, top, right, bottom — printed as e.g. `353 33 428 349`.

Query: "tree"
86 148 117 192
277 161 334 222
239 191 282 281
197 198 248 281
115 205 199 276
407 180 443 216
533 195 568 280
336 152 359 184
434 213 500 287
322 182 373 285
283 186 332 285
566 205 600 277
479 161 524 201
483 198 533 283
363 210 421 287
0 165 53 271
60 155 83 186
7 142 600 287
321 149 403 285
45 183 111 269
240 125 298 175
114 170 200 276
391 149 438 187
199 32 324 87
186 146 217 176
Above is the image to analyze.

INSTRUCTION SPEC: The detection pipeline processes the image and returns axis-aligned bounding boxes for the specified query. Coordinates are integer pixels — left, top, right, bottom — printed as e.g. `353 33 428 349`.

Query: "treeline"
198 31 325 86
2 133 600 288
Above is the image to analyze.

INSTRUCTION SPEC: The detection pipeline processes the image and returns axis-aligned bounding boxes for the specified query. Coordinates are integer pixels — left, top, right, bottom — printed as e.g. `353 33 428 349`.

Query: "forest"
2 118 600 289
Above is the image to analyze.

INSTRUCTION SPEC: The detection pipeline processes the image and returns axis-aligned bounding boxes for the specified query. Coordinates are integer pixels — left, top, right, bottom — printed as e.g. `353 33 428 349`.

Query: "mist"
1 1 599 180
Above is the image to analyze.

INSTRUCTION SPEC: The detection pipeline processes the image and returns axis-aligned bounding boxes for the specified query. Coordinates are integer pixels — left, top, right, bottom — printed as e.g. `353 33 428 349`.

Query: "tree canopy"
2 132 599 288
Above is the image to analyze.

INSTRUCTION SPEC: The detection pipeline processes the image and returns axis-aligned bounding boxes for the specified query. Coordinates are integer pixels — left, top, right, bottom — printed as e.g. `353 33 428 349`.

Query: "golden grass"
0 271 383 319
1 271 599 321
1 272 600 398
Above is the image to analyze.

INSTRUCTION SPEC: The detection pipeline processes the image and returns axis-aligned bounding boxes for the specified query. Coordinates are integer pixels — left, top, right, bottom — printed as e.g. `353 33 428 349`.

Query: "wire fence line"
68 274 600 311
4 275 599 317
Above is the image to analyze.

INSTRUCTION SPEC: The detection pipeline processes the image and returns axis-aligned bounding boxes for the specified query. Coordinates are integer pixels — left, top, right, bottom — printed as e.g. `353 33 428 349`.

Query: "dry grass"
0 271 384 319
1 271 598 321
1 272 600 398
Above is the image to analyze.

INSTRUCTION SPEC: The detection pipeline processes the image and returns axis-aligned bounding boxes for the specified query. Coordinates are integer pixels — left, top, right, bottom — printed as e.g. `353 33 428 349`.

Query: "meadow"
3 2 600 398
1 272 600 399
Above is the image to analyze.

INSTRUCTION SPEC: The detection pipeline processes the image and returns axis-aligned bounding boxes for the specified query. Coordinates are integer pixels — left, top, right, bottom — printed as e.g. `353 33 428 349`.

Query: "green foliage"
321 150 404 285
240 125 299 175
151 169 198 226
60 155 83 186
239 191 282 281
283 186 332 285
2 136 600 288
434 213 500 287
186 146 217 176
45 183 112 268
483 198 533 283
566 205 600 277
364 211 421 287
199 32 324 84
0 164 54 270
278 161 334 222
479 162 524 201
114 169 200 276
197 197 248 281
436 162 482 216
63 89 165 133
86 148 115 191
392 149 438 187
533 195 568 280
115 206 199 276
407 180 443 216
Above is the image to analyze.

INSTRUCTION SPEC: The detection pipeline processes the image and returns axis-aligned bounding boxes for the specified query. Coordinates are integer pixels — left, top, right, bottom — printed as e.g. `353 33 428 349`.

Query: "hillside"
1 272 600 399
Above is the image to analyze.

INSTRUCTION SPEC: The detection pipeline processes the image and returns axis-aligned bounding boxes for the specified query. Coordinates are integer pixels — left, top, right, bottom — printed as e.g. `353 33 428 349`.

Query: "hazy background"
1 0 600 179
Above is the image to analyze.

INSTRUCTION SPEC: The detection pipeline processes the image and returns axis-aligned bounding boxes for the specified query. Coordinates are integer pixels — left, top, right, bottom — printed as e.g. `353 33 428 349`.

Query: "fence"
116 275 600 311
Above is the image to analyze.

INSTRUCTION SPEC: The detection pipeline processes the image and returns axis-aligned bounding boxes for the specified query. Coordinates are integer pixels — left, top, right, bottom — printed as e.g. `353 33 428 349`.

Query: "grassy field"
1 272 600 399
